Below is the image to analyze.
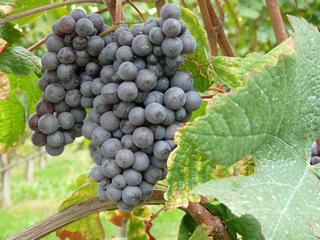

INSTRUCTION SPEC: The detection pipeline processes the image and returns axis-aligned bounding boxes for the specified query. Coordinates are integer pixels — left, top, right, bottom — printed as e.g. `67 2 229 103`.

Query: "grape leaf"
0 22 22 45
104 209 131 227
177 214 198 240
127 206 155 240
9 73 42 115
166 17 320 239
189 101 207 123
0 73 41 152
57 178 105 240
10 0 51 26
204 203 264 240
0 46 41 76
189 224 212 240
180 7 211 92
56 213 105 240
0 82 24 152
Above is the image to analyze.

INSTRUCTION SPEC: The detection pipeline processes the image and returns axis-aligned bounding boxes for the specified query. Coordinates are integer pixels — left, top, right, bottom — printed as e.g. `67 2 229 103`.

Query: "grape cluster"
310 142 320 165
89 3 200 212
28 9 107 156
29 3 201 212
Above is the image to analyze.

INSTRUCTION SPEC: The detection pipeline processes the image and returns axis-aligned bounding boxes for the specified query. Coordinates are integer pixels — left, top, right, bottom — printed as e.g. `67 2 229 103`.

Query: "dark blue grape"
132 151 149 172
47 130 64 147
101 138 121 159
132 35 153 57
102 159 122 178
164 87 186 110
112 174 126 189
162 37 183 57
115 149 135 168
38 114 59 134
128 107 145 126
75 18 94 37
122 186 142 205
100 111 120 132
160 3 181 20
91 126 112 147
91 166 105 182
132 127 154 148
106 184 122 201
123 169 142 186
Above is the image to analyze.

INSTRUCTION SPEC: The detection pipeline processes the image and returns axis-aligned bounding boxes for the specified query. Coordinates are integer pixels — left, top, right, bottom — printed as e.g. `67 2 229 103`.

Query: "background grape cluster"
28 3 201 212
310 142 320 166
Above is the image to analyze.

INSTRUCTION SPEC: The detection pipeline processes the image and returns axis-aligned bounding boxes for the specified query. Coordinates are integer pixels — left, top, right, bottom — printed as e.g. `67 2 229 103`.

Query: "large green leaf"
0 73 41 152
0 46 41 77
166 17 320 239
180 7 211 92
212 48 292 89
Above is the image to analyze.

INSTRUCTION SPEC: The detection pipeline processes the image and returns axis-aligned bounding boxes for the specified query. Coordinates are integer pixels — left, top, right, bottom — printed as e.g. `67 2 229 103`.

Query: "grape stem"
197 0 219 56
204 0 236 57
27 37 46 52
265 0 287 44
0 0 157 25
155 0 166 17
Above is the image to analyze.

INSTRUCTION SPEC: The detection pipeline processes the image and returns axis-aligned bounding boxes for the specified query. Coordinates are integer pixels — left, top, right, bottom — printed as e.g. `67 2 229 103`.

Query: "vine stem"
265 0 287 44
205 0 235 57
0 0 157 25
5 188 232 240
198 0 218 57
27 37 46 52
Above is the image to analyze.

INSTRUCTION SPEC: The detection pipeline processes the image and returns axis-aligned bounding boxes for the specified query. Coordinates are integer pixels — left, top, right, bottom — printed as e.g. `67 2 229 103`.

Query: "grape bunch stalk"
29 3 202 212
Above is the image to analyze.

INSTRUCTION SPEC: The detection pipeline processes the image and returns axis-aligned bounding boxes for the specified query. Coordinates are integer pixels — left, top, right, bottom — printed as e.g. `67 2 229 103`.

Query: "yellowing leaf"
0 6 15 15
0 72 10 100
0 38 8 53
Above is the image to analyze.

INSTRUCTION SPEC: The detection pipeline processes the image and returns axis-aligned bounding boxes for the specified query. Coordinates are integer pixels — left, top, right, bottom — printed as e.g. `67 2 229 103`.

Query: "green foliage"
189 224 212 240
179 7 211 92
204 203 263 240
10 0 52 26
127 206 154 240
0 73 41 152
0 22 22 45
0 47 41 76
166 17 320 238
178 214 198 240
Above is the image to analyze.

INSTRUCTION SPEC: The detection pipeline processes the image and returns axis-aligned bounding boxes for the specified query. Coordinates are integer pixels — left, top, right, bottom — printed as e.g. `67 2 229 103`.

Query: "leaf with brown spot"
104 209 131 227
0 5 15 15
0 38 8 53
56 213 105 240
56 177 105 240
127 206 155 240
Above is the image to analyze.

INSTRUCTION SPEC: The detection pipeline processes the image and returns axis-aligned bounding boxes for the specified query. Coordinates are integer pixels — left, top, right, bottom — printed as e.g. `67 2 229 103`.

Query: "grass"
0 138 185 239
